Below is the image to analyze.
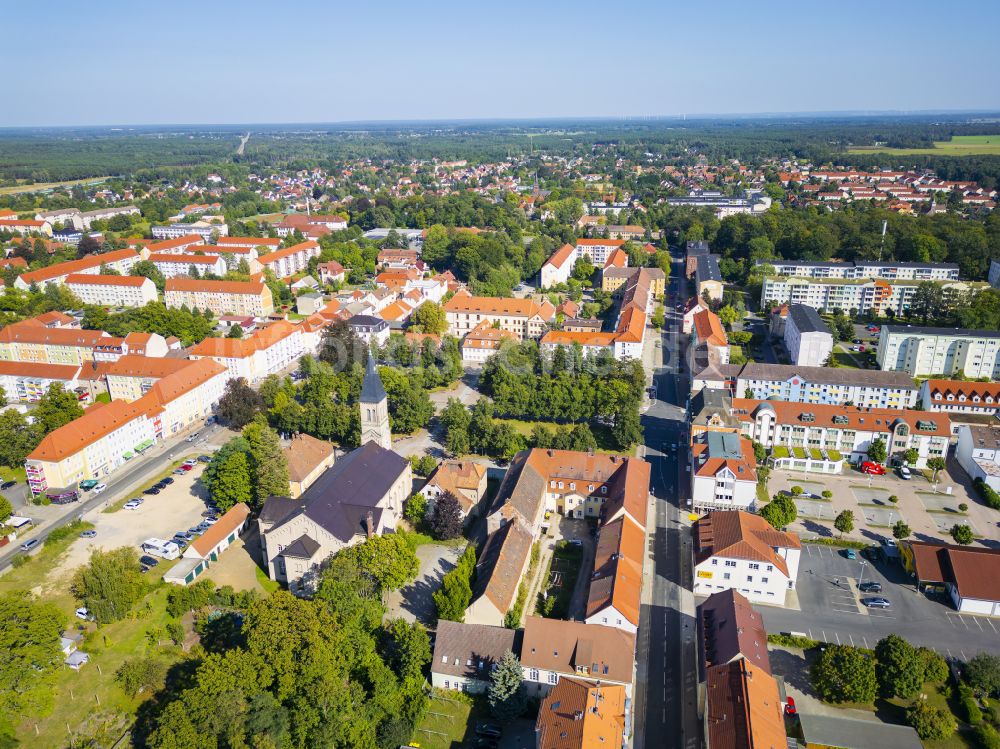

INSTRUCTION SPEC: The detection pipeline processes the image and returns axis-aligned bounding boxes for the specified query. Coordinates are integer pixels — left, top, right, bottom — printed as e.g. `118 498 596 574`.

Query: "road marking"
821 630 827 642
973 617 984 631
835 632 841 645
959 617 970 629
849 634 855 646
863 636 869 649
988 619 998 634
808 629 813 640
962 650 968 661
947 649 954 658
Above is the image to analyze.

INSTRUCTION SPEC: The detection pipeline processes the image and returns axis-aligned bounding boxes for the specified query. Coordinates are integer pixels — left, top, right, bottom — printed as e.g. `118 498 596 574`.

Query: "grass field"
848 135 1000 157
412 691 488 749
0 176 112 196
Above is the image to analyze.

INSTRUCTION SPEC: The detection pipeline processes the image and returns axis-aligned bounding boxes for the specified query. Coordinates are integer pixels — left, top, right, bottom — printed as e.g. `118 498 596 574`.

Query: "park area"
848 135 1000 157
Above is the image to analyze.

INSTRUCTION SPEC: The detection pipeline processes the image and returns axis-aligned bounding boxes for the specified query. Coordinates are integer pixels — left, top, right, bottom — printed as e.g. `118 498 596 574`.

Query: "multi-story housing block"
877 325 1000 378
736 362 918 409
65 274 157 308
164 278 274 317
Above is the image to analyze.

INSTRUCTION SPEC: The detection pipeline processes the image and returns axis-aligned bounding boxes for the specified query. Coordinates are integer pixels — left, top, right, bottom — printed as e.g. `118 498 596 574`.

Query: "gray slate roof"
787 304 831 335
432 620 521 680
283 534 321 559
738 362 916 389
361 356 387 403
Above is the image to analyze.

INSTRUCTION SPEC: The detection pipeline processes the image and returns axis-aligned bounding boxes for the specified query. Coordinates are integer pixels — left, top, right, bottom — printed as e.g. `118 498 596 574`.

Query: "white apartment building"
920 379 1000 416
761 276 984 316
65 274 157 308
956 424 1000 491
573 238 625 266
877 325 1000 379
758 259 960 281
151 223 228 241
256 240 320 279
690 432 759 513
188 321 306 383
14 248 140 289
147 252 228 279
731 399 951 469
736 362 918 409
164 278 274 317
693 511 801 607
36 205 139 231
0 361 82 403
444 291 556 339
784 304 833 367
540 243 576 288
144 235 206 255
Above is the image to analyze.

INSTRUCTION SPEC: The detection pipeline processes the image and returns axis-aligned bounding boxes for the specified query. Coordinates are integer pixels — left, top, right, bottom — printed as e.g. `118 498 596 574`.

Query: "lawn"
536 540 582 619
772 446 790 459
848 135 1000 157
0 176 112 196
0 465 26 485
882 682 977 749
792 447 807 459
412 690 489 749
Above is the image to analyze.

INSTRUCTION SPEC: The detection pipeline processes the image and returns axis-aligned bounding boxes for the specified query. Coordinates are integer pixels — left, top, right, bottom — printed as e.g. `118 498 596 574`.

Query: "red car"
180 464 194 472
861 461 886 475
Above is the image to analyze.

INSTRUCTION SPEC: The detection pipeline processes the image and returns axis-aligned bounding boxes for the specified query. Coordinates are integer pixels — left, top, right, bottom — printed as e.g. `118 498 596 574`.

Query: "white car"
92 483 107 495
123 499 143 510
186 433 200 443
899 466 912 480
75 607 93 621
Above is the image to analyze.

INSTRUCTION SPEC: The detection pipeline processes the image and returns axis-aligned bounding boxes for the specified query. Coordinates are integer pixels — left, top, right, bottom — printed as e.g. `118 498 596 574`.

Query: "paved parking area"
759 542 1000 658
859 506 903 527
385 542 465 625
793 497 835 521
916 491 963 514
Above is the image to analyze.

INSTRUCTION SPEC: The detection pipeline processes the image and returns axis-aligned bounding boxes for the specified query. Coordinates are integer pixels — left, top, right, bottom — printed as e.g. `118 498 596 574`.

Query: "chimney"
365 510 375 539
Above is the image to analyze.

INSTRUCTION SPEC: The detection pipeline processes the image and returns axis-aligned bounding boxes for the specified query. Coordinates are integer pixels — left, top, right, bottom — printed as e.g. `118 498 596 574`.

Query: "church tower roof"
360 355 387 403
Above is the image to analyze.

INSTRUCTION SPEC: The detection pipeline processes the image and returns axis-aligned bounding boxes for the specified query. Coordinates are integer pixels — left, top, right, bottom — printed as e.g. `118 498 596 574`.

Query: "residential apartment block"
445 290 556 340
690 431 758 513
758 259 960 281
164 278 274 317
35 205 139 231
784 304 833 367
147 252 227 279
877 325 1000 379
65 274 157 308
761 276 984 317
696 253 724 302
693 511 801 606
14 248 139 289
920 379 1000 416
736 362 918 409
536 678 628 749
0 321 111 366
256 240 320 279
0 361 82 403
956 424 1000 492
151 223 228 241
188 320 310 383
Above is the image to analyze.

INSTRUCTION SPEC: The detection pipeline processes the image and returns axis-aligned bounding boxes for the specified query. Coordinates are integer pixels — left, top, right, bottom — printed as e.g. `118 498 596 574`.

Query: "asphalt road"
0 421 229 572
634 255 701 749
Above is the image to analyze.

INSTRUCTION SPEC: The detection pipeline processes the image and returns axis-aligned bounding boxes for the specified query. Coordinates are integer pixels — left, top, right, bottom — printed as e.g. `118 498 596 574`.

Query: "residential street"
633 253 700 749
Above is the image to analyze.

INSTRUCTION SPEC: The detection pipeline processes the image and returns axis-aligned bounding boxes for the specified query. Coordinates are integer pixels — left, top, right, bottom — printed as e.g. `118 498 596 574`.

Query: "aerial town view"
2 3 1000 749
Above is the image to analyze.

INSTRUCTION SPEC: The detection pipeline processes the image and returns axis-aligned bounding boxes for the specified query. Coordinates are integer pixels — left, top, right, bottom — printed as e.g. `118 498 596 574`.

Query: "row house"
256 240 320 279
690 431 758 513
14 248 139 290
731 398 951 468
920 379 1000 416
65 274 157 308
164 277 274 318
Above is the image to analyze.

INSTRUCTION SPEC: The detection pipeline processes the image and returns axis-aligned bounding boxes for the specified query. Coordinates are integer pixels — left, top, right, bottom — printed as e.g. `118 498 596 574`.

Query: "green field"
848 135 1000 156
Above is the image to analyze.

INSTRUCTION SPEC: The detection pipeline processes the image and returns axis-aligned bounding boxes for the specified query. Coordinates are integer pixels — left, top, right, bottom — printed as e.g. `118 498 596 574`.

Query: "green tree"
34 382 84 435
0 408 39 468
611 406 643 450
907 703 956 741
132 259 166 290
384 617 431 684
216 377 264 428
951 523 973 545
867 437 887 465
71 547 146 624
834 510 855 537
211 450 254 512
441 397 472 456
488 650 527 721
405 493 428 524
965 653 1000 696
917 647 948 684
0 593 63 727
227 324 244 339
410 301 447 335
434 545 476 622
336 534 419 593
115 657 168 697
875 635 924 699
430 491 464 540
759 495 797 530
927 457 946 482
0 494 12 525
243 418 289 505
902 448 919 466
751 440 766 464
811 645 877 703
717 304 739 327
892 520 912 540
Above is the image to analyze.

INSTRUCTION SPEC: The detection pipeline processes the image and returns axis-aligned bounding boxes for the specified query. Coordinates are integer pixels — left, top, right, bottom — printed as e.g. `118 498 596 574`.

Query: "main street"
634 253 700 749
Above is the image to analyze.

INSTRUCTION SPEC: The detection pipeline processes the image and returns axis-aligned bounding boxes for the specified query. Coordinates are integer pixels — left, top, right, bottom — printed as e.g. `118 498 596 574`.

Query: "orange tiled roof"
17 249 139 286
693 309 727 347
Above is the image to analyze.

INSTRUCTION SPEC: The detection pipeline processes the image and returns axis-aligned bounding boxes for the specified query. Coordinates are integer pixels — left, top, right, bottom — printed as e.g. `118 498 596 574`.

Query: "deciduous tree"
430 491 464 540
875 635 923 699
759 495 797 529
216 377 264 428
834 510 855 537
811 645 877 703
71 547 146 624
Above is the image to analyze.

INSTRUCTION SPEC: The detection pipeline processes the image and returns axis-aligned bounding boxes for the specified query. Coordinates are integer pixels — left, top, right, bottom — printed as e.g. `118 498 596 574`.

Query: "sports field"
848 134 1000 156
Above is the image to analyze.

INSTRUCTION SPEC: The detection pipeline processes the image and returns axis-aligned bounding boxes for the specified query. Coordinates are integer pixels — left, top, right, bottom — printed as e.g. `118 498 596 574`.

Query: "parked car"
186 433 200 443
80 530 97 539
862 597 891 608
75 607 94 621
567 538 583 547
173 468 186 475
201 510 218 518
142 487 160 495
161 477 174 485
198 455 212 463
899 466 912 480
183 459 197 467
476 725 502 739
852 339 862 344
180 464 194 472
861 461 886 475
843 548 857 560
123 499 143 510
859 581 883 593
92 483 107 495
20 538 40 552
1 480 17 490
188 526 204 536
139 554 159 568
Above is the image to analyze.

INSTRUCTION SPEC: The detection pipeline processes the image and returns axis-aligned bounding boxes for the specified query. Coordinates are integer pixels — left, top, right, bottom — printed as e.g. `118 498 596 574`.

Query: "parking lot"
52 462 213 578
758 542 1000 658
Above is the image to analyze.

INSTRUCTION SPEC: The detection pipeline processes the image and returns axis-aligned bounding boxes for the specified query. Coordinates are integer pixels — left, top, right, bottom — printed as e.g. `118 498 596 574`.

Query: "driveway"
203 523 270 594
385 542 465 626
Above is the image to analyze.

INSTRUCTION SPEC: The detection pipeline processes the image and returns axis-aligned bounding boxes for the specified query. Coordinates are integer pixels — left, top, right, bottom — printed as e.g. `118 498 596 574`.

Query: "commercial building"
257 240 321 279
736 362 918 409
784 304 833 367
666 189 772 218
920 379 1000 416
877 325 1000 379
693 511 801 606
14 248 139 289
445 290 556 340
64 274 157 308
758 259 960 281
164 278 274 317
901 541 1000 617
690 432 758 512
732 399 951 469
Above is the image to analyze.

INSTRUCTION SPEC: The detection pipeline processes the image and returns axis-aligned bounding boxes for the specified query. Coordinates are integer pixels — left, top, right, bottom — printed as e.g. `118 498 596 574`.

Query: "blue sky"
7 0 999 127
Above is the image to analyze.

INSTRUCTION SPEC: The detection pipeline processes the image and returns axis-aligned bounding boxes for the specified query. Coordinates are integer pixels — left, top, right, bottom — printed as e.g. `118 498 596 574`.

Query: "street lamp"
857 559 868 588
